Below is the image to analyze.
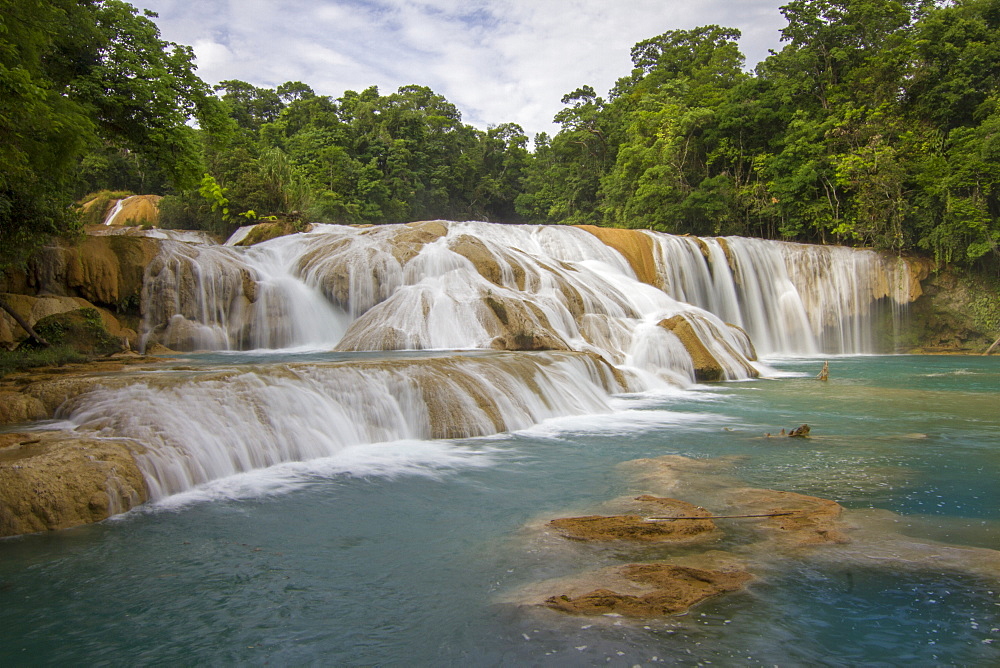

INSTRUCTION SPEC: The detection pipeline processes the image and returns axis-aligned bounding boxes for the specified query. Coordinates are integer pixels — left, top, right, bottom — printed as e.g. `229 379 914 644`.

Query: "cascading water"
80 220 917 499
647 234 913 355
140 236 351 351
61 351 625 500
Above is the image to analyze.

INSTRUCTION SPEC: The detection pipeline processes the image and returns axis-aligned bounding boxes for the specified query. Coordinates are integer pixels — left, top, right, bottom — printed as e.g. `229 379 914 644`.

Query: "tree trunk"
0 295 49 348
986 335 1000 356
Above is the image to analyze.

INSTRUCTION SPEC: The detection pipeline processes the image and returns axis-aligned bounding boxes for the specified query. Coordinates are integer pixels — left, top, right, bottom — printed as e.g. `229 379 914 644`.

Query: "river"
1 352 997 666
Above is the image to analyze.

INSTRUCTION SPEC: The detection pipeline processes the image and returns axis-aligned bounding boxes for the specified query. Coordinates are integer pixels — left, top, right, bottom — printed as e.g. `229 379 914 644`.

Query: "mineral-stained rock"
0 392 48 424
101 194 161 227
231 221 313 246
545 563 752 617
726 488 850 546
24 308 127 357
1 235 161 312
0 432 148 537
658 315 723 381
576 225 659 287
657 314 759 382
549 497 716 542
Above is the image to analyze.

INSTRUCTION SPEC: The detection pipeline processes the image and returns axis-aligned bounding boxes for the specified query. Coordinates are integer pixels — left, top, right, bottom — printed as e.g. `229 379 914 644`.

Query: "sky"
129 0 790 138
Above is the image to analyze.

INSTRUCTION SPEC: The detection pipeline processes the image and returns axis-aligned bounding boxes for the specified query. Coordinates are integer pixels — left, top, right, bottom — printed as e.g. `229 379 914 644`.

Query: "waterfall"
103 197 129 226
141 236 350 351
647 235 913 355
63 352 624 500
141 220 913 365
87 220 917 500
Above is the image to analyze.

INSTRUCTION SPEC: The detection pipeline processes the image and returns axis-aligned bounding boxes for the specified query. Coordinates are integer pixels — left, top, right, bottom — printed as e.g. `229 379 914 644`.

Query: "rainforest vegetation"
2 0 999 273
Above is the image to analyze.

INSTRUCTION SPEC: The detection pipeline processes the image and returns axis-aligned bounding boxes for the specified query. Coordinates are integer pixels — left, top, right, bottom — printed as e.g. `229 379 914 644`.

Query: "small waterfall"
64 352 625 500
647 234 913 355
102 197 129 226
141 236 350 351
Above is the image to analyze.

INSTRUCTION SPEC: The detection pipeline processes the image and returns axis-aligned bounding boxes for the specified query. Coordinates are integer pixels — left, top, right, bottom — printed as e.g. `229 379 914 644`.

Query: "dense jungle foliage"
2 0 998 273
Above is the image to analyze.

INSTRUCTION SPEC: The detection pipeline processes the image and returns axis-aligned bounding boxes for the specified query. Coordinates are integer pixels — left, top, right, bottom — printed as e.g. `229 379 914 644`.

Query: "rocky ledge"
0 431 148 538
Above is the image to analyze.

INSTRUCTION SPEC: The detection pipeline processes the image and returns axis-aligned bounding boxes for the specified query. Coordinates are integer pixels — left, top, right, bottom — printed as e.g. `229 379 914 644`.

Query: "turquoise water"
1 355 997 666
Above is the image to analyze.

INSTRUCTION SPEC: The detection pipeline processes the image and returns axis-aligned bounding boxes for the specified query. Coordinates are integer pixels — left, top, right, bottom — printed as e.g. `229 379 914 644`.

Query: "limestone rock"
549 497 716 542
0 392 47 424
102 194 161 227
23 309 126 358
231 221 313 246
576 225 659 287
726 488 850 546
0 432 148 537
483 294 570 352
450 234 526 289
659 314 723 380
657 314 760 381
3 235 161 312
545 563 752 617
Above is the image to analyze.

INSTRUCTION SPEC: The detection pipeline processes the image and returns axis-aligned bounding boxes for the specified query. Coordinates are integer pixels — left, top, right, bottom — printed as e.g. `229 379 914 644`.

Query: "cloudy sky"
129 0 790 138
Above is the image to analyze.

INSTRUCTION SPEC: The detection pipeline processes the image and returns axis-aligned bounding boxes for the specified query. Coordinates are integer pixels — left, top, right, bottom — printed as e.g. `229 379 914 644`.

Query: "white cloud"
131 0 788 137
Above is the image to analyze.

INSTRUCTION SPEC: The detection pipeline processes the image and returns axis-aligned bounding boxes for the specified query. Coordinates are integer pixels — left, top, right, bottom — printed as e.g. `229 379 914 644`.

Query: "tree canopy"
0 0 220 267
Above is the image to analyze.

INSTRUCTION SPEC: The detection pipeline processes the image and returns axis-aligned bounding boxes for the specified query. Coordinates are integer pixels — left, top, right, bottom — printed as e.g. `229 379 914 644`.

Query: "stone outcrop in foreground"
545 563 752 617
0 432 148 538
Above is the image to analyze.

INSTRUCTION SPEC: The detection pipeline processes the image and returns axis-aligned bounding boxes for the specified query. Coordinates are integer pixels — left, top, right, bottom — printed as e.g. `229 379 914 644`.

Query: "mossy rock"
20 308 125 357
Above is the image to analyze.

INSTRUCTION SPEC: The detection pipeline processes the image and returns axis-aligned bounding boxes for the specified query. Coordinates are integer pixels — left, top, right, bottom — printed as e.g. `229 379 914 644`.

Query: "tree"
0 0 219 270
215 79 285 136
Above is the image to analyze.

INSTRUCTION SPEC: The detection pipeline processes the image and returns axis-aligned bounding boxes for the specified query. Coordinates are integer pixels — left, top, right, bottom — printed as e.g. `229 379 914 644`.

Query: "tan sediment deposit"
726 487 851 546
545 562 752 617
549 496 717 543
0 431 148 537
576 225 659 287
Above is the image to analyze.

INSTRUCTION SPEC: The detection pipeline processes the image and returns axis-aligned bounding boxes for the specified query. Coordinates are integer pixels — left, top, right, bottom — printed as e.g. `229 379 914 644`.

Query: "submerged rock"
545 563 752 617
549 497 717 543
0 432 148 537
726 488 850 546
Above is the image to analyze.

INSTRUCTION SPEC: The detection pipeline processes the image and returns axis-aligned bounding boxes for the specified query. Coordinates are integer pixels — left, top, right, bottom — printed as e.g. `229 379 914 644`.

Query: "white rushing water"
64 352 623 500
67 220 916 499
141 221 912 360
648 234 911 355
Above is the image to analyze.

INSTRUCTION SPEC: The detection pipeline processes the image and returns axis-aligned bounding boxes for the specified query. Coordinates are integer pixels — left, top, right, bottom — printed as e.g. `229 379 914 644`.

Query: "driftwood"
764 424 811 438
986 335 1000 356
0 295 49 347
644 512 795 522
817 360 829 381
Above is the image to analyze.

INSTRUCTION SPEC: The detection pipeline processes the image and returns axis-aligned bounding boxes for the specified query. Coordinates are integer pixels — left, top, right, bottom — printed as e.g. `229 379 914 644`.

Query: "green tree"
0 0 217 269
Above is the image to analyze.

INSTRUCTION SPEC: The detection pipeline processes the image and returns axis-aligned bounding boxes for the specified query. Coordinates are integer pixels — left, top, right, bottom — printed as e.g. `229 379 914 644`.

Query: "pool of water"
1 355 997 665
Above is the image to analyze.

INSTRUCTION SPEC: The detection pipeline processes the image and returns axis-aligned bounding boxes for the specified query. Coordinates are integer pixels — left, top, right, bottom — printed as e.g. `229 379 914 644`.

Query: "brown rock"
0 392 47 424
0 432 148 537
549 497 716 542
232 221 312 246
449 234 525 289
658 314 758 381
545 563 752 617
658 314 725 381
726 488 850 546
102 195 161 226
576 225 659 287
